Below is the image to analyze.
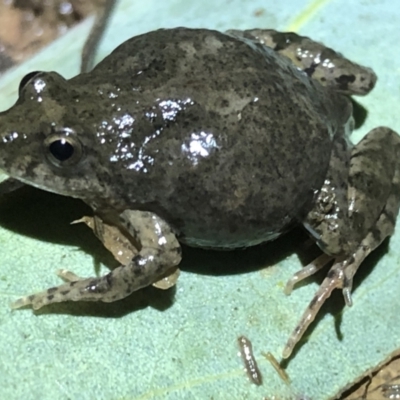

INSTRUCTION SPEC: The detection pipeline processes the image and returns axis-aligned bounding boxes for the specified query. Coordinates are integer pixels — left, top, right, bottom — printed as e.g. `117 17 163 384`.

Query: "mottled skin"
4 29 347 247
73 215 180 289
0 28 399 358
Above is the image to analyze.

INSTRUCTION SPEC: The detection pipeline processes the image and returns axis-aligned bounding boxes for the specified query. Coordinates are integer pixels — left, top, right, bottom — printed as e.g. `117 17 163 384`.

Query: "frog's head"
0 71 114 206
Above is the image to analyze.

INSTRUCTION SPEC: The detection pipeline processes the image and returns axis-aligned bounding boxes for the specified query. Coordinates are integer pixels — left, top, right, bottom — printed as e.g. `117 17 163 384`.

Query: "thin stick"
81 0 118 73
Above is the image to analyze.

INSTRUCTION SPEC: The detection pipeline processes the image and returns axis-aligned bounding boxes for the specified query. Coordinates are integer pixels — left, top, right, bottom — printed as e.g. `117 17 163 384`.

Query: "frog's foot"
11 210 182 310
283 208 399 360
283 127 400 358
11 270 85 309
10 272 112 310
282 245 371 359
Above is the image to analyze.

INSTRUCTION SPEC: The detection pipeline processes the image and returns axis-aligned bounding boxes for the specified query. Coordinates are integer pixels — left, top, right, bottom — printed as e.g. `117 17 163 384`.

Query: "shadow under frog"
0 183 387 336
0 27 399 359
0 184 298 317
0 186 178 317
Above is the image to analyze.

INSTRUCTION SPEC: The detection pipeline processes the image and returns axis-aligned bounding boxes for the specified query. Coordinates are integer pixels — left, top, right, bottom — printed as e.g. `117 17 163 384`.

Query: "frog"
0 27 399 359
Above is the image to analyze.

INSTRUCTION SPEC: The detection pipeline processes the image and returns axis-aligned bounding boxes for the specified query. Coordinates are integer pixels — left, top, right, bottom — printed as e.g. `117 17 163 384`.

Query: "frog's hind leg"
11 210 182 310
282 127 400 358
226 28 376 96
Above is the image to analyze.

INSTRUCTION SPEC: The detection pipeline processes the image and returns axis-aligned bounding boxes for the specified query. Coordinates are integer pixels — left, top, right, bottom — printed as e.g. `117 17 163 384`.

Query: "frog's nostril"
1 131 18 144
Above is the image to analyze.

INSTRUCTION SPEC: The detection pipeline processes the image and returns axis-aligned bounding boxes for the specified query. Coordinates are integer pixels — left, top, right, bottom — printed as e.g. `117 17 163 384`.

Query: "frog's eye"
43 132 83 168
18 71 41 95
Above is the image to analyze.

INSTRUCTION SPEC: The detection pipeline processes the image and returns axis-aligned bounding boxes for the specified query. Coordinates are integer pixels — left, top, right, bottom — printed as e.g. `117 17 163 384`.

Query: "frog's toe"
152 267 180 290
284 253 333 295
10 269 88 310
10 277 109 310
10 294 36 310
282 257 346 359
57 269 83 282
282 245 371 359
11 289 56 310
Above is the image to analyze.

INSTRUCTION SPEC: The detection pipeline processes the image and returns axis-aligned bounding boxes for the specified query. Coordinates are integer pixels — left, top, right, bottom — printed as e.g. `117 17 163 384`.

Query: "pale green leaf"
0 1 399 399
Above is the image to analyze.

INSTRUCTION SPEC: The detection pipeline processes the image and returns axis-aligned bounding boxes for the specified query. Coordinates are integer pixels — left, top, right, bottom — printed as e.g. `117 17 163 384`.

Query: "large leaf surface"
0 1 399 399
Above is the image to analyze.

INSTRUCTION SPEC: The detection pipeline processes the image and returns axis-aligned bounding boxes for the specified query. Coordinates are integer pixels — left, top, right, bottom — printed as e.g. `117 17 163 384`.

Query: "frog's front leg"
73 215 180 290
283 127 400 358
11 210 182 310
226 29 376 96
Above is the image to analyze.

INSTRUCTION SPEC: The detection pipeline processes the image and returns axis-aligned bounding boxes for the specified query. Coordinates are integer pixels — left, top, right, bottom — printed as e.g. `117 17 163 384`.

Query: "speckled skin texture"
0 28 399 358
72 215 180 289
0 28 352 248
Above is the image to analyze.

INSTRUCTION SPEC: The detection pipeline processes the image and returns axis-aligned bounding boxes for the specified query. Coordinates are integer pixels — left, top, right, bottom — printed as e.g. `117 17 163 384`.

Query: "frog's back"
83 28 345 248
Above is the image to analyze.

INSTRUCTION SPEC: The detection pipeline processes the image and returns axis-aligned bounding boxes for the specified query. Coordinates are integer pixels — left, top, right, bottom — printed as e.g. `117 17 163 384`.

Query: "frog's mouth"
0 170 24 195
0 169 10 183
0 147 85 200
